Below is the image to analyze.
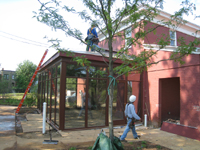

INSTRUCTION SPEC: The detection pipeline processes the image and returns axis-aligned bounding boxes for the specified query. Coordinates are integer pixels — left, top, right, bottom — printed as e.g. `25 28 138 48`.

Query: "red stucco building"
98 9 200 140
38 8 200 140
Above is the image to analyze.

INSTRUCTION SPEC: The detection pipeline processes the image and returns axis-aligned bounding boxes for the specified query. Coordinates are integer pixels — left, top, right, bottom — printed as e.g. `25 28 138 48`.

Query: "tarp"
92 132 124 150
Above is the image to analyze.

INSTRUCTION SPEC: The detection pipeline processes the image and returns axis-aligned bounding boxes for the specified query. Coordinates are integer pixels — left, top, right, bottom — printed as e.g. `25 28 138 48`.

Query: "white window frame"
195 48 200 52
125 27 132 48
169 30 177 46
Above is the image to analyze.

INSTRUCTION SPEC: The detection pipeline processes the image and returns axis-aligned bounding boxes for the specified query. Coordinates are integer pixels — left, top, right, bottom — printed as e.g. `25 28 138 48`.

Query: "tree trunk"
108 35 114 143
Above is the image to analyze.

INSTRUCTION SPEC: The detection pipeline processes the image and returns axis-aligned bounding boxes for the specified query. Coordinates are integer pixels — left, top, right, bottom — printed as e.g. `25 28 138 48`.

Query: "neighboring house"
98 9 200 140
0 68 16 92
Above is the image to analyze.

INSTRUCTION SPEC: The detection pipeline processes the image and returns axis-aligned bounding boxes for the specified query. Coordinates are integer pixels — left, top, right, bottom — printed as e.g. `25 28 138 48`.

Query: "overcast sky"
0 0 199 71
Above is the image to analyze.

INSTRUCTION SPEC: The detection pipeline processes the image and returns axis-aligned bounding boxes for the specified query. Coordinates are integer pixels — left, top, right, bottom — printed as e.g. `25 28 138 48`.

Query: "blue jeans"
120 119 138 140
86 40 100 51
86 40 94 51
93 44 100 49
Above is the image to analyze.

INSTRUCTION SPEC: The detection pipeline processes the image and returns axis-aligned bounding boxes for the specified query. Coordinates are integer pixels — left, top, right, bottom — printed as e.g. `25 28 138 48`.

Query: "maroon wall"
98 31 124 51
144 22 169 45
144 21 200 47
98 20 200 128
177 32 200 47
99 28 144 55
160 77 180 121
145 51 200 128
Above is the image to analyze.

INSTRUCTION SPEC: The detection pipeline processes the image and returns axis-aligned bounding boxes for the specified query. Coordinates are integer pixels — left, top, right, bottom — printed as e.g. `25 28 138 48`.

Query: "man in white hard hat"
120 95 141 141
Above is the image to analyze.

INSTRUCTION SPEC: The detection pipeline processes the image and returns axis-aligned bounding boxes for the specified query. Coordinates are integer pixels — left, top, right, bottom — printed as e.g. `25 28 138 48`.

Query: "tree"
0 80 9 100
34 0 200 143
15 60 37 93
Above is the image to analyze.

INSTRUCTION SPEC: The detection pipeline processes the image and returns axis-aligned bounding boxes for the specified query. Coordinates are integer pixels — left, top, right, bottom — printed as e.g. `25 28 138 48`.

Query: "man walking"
120 95 141 141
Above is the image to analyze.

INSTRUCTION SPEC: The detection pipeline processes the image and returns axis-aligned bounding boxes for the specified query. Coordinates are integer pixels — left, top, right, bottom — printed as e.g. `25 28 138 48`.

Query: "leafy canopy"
34 0 200 76
15 60 37 92
34 0 200 142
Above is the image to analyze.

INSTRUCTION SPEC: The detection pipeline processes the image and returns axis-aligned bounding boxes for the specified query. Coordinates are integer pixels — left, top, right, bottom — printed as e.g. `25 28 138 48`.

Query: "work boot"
119 136 126 142
134 135 141 139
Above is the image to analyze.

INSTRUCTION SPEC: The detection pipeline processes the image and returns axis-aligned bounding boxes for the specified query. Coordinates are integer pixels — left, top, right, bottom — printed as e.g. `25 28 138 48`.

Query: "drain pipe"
144 114 147 127
43 102 47 134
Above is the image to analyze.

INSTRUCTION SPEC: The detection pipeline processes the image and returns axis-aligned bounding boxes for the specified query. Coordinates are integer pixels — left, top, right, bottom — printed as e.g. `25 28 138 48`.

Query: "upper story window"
169 30 176 46
125 27 132 47
4 74 9 80
195 48 200 52
12 75 15 79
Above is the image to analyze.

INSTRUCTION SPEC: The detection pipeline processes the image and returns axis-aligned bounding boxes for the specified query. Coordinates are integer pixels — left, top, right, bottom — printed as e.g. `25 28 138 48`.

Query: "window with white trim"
196 48 200 52
125 27 132 47
169 30 176 46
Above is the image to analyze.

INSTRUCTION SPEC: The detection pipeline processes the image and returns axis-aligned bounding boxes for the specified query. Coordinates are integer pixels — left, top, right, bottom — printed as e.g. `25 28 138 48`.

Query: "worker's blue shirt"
87 27 98 38
124 103 140 120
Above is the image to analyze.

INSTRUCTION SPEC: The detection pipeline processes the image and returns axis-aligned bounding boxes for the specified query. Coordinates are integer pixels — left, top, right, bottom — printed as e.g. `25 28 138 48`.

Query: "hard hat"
129 95 136 102
91 22 96 27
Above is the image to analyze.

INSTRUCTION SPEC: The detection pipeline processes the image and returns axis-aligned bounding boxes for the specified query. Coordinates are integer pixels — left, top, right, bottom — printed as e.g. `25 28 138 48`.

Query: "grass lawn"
0 93 37 106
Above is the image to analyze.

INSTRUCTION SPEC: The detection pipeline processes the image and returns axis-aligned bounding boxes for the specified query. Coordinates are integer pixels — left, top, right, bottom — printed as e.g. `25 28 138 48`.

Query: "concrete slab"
0 116 15 130
138 128 200 150
21 114 49 133
26 114 43 121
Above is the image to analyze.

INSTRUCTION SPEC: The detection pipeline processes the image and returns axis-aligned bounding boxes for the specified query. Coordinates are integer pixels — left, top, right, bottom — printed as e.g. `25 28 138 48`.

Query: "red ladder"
15 49 48 114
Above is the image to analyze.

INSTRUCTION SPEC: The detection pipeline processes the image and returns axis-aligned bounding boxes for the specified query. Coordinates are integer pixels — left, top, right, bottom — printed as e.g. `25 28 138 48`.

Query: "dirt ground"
3 140 171 150
1 106 200 150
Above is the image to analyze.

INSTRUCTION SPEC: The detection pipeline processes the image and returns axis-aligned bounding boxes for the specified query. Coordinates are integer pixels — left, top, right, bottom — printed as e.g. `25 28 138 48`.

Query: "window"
195 48 200 52
125 27 132 47
170 30 176 46
4 74 9 80
12 75 15 79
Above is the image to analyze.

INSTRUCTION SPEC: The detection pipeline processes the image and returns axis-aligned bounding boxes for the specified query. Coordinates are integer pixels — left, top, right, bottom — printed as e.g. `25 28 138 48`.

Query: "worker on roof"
86 22 99 52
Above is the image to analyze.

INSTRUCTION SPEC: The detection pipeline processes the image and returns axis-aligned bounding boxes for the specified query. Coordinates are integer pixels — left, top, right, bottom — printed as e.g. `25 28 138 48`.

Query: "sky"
0 0 199 71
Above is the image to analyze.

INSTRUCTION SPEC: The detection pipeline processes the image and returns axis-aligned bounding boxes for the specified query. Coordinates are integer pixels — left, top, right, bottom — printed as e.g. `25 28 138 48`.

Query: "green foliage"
1 93 24 99
171 37 200 65
141 141 147 144
72 55 91 67
141 143 147 148
34 0 199 142
0 93 37 107
15 60 37 92
87 146 92 150
129 142 133 145
34 0 199 77
69 147 76 150
0 80 9 95
25 93 37 107
156 145 162 149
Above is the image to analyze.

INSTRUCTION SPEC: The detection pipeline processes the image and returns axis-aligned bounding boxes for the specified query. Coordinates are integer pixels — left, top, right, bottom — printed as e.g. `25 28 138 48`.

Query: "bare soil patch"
4 140 171 150
11 108 171 150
